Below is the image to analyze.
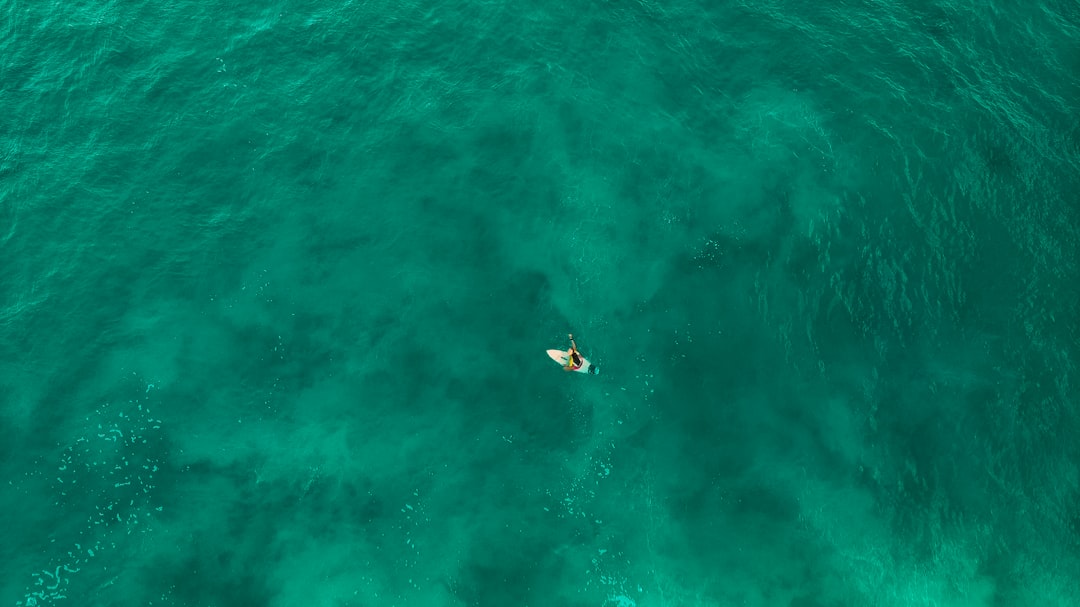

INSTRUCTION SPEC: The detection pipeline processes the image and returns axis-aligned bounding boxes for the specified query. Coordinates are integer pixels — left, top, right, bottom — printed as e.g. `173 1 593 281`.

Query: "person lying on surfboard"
564 334 583 372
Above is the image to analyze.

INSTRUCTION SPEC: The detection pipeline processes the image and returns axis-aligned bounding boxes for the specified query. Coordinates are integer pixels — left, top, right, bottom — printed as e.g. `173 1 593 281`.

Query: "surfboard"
547 349 599 375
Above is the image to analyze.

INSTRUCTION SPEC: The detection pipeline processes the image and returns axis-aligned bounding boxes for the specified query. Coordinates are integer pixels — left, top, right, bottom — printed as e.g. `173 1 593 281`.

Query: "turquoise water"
3 0 1079 604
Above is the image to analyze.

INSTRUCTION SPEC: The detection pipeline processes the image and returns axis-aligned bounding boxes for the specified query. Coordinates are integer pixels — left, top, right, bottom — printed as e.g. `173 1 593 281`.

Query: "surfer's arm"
568 334 578 351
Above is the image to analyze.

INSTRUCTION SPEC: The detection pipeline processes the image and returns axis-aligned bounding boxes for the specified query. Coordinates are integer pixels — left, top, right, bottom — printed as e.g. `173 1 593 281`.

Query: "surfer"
564 334 583 372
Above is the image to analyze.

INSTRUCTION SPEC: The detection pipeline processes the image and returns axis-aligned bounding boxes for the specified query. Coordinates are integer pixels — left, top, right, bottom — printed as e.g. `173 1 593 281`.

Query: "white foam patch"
17 382 164 606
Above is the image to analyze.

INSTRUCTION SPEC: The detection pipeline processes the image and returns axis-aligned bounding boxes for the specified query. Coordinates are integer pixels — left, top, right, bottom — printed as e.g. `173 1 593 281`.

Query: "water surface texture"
3 0 1079 605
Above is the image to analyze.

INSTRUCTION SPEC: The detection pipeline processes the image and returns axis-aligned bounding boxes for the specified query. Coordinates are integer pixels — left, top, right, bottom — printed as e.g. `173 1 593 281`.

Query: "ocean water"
2 0 1079 605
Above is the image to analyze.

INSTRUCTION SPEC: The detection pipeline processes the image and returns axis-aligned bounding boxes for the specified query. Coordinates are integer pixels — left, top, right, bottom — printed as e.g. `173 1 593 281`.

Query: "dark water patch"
972 125 1017 179
164 548 275 607
910 0 957 42
451 527 567 607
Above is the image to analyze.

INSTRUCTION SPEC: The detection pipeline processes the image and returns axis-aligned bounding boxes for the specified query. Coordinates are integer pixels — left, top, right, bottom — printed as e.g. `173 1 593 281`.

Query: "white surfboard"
547 349 599 375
